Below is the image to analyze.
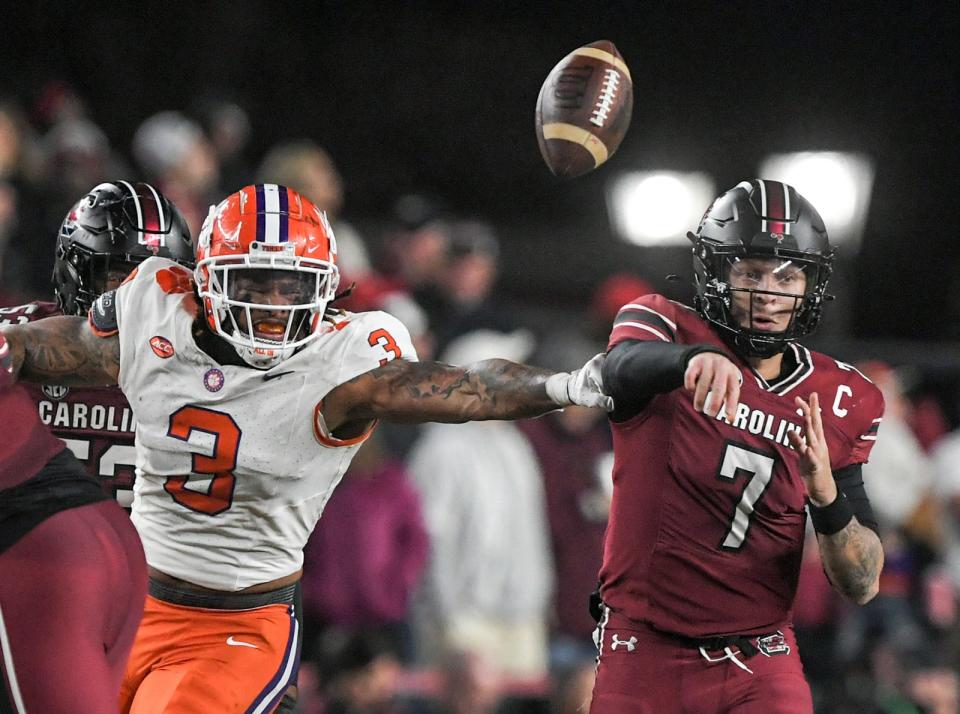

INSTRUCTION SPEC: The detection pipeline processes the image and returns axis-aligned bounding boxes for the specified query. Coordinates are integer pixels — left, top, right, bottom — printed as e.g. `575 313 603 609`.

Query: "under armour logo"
610 634 637 652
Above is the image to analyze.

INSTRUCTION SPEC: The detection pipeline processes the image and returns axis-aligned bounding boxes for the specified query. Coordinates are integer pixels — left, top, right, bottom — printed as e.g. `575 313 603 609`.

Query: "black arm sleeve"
833 463 879 535
603 340 726 422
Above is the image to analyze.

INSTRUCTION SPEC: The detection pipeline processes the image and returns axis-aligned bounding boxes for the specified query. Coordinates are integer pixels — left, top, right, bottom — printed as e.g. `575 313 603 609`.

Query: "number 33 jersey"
100 257 417 591
601 294 884 637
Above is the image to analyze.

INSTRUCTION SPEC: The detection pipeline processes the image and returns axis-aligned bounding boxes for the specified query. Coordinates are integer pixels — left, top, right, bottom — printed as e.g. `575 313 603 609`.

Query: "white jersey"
105 257 417 590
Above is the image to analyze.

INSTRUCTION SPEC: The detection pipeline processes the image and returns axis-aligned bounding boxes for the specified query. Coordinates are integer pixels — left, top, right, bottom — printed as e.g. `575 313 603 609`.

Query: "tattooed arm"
817 518 883 604
0 316 120 386
322 358 565 433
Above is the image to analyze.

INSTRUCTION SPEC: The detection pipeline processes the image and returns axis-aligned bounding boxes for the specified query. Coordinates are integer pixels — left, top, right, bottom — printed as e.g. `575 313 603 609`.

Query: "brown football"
535 40 633 178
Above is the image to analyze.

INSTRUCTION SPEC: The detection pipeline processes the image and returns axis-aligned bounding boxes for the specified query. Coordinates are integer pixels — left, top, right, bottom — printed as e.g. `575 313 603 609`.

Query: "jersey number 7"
717 442 777 551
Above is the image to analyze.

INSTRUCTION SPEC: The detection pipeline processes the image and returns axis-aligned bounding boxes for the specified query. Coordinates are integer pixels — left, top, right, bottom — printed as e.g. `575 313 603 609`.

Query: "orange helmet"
195 184 339 368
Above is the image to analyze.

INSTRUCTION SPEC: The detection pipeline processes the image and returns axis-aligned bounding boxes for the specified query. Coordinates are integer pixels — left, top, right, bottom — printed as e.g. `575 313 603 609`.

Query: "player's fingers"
723 371 740 422
684 360 701 392
691 362 713 412
786 427 805 453
809 392 823 433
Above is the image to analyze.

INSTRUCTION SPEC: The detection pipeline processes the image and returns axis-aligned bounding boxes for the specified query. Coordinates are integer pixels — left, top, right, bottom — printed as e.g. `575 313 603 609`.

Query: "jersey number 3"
164 405 242 515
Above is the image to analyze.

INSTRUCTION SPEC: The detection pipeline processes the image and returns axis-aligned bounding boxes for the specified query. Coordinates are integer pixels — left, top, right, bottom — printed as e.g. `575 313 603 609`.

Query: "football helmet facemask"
689 179 835 359
195 184 339 369
53 181 194 315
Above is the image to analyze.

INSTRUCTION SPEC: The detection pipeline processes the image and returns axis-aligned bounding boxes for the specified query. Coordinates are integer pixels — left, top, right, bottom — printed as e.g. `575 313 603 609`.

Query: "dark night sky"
3 1 959 343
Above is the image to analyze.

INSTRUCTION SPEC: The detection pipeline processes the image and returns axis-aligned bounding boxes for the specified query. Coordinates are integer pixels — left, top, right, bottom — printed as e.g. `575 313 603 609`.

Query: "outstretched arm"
323 355 609 430
788 393 884 604
0 316 120 386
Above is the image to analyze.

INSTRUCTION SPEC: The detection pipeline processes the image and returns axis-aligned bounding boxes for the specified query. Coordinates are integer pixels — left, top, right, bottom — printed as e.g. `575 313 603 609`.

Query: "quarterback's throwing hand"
684 351 741 422
546 353 614 411
788 393 837 506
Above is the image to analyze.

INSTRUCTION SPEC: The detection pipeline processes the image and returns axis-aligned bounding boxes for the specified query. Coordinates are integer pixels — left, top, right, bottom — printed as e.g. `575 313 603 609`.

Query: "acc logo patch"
757 631 791 657
203 368 225 393
150 336 175 359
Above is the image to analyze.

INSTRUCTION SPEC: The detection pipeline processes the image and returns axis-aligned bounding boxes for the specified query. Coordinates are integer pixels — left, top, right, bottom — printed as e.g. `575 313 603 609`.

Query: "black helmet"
688 179 835 359
53 181 194 315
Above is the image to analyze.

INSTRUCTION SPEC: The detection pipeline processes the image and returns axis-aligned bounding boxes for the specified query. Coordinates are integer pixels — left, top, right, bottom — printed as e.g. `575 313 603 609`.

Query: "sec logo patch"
150 336 175 359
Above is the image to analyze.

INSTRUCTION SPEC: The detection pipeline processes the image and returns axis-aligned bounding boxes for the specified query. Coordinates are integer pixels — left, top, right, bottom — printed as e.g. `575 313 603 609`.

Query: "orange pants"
119 594 300 714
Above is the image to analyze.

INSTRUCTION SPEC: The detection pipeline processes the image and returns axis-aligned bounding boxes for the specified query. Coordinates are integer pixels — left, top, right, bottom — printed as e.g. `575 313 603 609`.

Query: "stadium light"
758 152 874 247
606 171 716 247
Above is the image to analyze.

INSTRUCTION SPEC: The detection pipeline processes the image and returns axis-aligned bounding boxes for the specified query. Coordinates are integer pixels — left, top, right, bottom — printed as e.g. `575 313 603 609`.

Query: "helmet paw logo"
149 336 175 359
203 368 225 393
770 232 785 243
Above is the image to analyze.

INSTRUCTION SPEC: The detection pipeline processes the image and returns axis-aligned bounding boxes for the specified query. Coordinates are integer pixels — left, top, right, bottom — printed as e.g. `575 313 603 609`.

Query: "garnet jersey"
601 294 884 637
97 257 417 591
0 369 65 490
0 302 137 504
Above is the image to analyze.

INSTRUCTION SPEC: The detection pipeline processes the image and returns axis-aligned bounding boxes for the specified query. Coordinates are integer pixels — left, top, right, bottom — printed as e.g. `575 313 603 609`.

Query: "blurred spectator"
408 329 553 679
931 417 960 615
257 139 371 282
828 362 939 671
429 650 503 714
386 217 452 323
192 95 253 192
906 393 951 454
550 661 595 714
518 329 612 674
431 219 514 356
857 361 941 547
132 110 220 235
588 272 655 343
39 117 117 198
312 628 405 714
0 97 44 302
301 431 430 664
870 639 959 714
30 81 87 131
793 524 844 710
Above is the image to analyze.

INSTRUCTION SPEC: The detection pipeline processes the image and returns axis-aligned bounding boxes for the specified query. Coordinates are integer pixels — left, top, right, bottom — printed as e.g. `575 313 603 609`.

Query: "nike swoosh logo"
226 636 258 649
263 370 295 381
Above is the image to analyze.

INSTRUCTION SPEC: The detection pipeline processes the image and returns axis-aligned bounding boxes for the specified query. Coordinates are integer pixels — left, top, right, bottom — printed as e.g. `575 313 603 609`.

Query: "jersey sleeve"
843 376 886 466
336 310 419 386
607 294 681 351
101 257 192 337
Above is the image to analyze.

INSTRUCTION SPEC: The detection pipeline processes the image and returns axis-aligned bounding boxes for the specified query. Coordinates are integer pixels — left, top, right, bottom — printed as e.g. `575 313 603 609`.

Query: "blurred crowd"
2 84 959 714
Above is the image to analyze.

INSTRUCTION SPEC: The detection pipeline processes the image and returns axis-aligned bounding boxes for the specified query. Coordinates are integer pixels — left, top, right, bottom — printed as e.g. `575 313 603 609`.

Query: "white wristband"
544 372 572 406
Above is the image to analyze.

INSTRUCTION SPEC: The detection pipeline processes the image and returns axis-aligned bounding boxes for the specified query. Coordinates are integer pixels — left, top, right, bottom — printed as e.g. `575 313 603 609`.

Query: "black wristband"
808 492 855 535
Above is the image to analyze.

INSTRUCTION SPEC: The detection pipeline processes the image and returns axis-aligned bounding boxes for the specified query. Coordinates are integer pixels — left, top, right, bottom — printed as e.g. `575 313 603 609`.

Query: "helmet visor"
723 257 810 297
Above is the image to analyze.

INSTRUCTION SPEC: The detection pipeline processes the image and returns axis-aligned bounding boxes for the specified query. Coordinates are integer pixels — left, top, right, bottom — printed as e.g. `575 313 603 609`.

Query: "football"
535 40 633 178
